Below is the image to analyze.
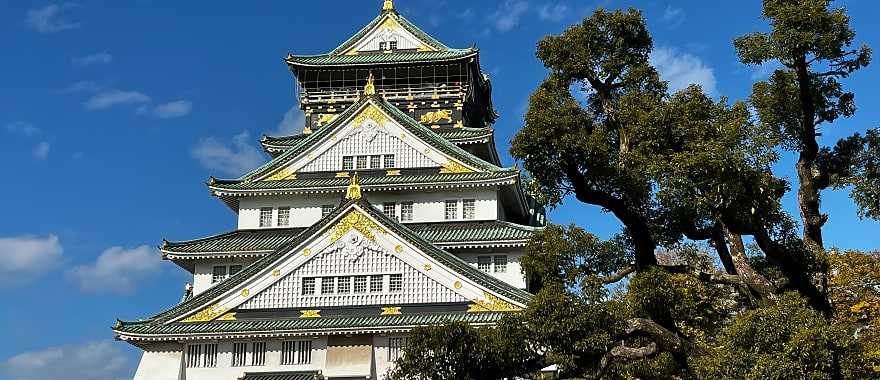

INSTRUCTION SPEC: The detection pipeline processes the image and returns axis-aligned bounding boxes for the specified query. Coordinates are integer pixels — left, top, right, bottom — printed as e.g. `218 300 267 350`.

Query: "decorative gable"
341 13 437 55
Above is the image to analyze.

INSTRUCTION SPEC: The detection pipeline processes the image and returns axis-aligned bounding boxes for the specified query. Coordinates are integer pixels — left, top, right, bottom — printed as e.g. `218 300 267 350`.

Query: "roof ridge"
327 10 450 56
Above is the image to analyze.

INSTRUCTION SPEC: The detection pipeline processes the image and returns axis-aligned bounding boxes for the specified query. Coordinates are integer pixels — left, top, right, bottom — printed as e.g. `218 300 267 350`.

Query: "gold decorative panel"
420 110 452 124
266 167 296 181
330 210 384 242
467 291 522 312
381 307 402 315
181 303 228 323
217 312 237 321
300 310 321 318
440 161 473 174
353 104 387 126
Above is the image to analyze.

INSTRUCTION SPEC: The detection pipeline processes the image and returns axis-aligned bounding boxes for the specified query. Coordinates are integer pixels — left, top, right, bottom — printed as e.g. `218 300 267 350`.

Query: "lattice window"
384 154 395 168
232 342 247 367
337 276 351 293
383 202 397 220
321 277 336 294
370 275 384 293
463 199 476 220
212 266 227 284
389 273 403 292
277 207 291 226
379 41 387 50
389 40 398 50
186 344 217 368
388 337 407 361
229 265 242 276
259 207 273 228
282 340 312 365
494 255 508 273
301 277 315 295
356 155 368 169
370 155 382 169
478 256 491 272
445 200 458 220
251 342 267 366
321 204 334 217
354 276 368 293
400 201 413 222
342 156 354 170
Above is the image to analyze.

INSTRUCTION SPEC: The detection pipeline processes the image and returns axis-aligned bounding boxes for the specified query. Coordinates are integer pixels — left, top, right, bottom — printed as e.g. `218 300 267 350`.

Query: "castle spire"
382 0 394 11
345 172 362 200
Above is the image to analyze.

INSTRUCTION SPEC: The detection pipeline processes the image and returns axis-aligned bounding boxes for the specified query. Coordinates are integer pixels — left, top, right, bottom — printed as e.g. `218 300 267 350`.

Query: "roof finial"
364 72 376 96
345 172 362 200
383 0 394 11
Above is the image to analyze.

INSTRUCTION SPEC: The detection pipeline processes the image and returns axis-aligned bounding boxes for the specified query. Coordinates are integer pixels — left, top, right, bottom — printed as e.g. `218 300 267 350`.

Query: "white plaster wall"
373 334 407 380
237 189 498 229
193 258 258 295
133 343 183 380
183 338 327 380
454 247 527 289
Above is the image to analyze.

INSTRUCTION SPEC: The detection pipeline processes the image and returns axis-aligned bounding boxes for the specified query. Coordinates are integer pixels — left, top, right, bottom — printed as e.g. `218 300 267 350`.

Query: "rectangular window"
282 340 312 365
383 202 397 220
356 155 368 169
277 207 291 226
478 256 491 272
232 342 247 367
383 154 395 168
342 156 354 170
389 41 398 50
378 41 387 50
302 277 315 295
259 207 273 228
337 276 351 293
494 255 508 273
321 277 336 294
354 276 368 293
389 274 403 292
229 265 242 276
251 342 267 366
186 344 217 368
445 200 458 220
388 337 407 361
321 204 334 217
400 201 413 222
212 266 227 284
463 199 476 220
370 275 384 293
370 155 382 169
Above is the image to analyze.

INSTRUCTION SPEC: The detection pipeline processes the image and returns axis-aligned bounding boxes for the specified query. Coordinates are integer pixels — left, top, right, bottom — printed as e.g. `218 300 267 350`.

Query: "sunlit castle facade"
114 1 546 379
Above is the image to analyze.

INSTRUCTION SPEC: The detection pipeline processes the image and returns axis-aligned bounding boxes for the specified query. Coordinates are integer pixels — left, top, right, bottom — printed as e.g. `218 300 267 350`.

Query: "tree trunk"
793 55 825 250
722 227 778 304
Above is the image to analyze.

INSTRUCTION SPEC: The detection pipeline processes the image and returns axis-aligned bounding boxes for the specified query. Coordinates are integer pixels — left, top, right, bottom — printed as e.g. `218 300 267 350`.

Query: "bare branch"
600 265 636 284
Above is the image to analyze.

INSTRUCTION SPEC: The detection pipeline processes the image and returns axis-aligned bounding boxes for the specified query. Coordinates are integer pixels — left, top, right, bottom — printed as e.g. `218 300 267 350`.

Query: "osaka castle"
114 1 546 379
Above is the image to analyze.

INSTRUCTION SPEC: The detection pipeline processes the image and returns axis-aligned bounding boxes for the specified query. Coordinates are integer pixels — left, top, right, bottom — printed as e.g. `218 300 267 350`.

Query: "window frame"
444 200 458 220
342 156 354 170
389 273 403 292
462 199 476 220
493 255 508 273
400 201 413 222
383 202 397 220
301 277 316 295
277 206 291 227
477 256 492 272
259 207 273 228
383 154 395 168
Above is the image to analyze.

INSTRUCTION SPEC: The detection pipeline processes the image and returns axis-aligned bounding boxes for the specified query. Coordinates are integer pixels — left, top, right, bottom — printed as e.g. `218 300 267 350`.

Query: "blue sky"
0 1 877 379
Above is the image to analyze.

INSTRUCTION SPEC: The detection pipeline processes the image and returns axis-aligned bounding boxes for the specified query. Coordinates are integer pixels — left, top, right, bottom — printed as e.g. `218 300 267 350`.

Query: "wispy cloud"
0 235 63 286
650 47 718 96
4 121 42 137
139 100 193 119
489 1 530 32
84 89 151 111
67 245 162 294
538 3 569 22
26 4 81 34
748 60 782 80
661 5 685 29
0 341 133 380
33 142 51 160
72 51 112 66
191 131 265 177
274 106 305 136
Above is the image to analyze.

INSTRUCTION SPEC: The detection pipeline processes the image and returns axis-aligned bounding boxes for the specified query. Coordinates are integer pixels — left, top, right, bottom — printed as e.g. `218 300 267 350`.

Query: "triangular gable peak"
170 200 528 323
252 98 491 182
330 3 448 57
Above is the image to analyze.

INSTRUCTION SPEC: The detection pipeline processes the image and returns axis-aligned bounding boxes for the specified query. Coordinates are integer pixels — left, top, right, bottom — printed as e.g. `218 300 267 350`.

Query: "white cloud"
274 106 305 136
661 5 685 29
3 121 41 137
0 341 133 380
538 3 568 22
0 235 63 286
33 142 50 160
139 99 193 119
72 51 112 66
490 1 530 32
67 245 162 294
84 89 151 111
26 4 81 34
749 60 782 80
191 131 265 177
650 47 718 96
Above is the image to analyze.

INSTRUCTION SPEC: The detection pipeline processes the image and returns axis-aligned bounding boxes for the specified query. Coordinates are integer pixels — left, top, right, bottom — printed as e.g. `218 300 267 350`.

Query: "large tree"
389 1 878 379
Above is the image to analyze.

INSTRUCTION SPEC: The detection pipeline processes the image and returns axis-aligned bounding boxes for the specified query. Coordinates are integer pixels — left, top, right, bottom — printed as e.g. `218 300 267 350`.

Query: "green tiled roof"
116 311 505 336
210 171 517 192
286 49 477 67
229 96 508 185
239 371 320 380
329 9 449 55
115 197 531 334
162 221 538 256
261 127 492 151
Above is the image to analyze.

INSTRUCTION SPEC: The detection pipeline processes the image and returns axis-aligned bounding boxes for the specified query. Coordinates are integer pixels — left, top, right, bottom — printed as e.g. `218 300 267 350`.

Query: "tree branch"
624 318 707 357
600 265 636 284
